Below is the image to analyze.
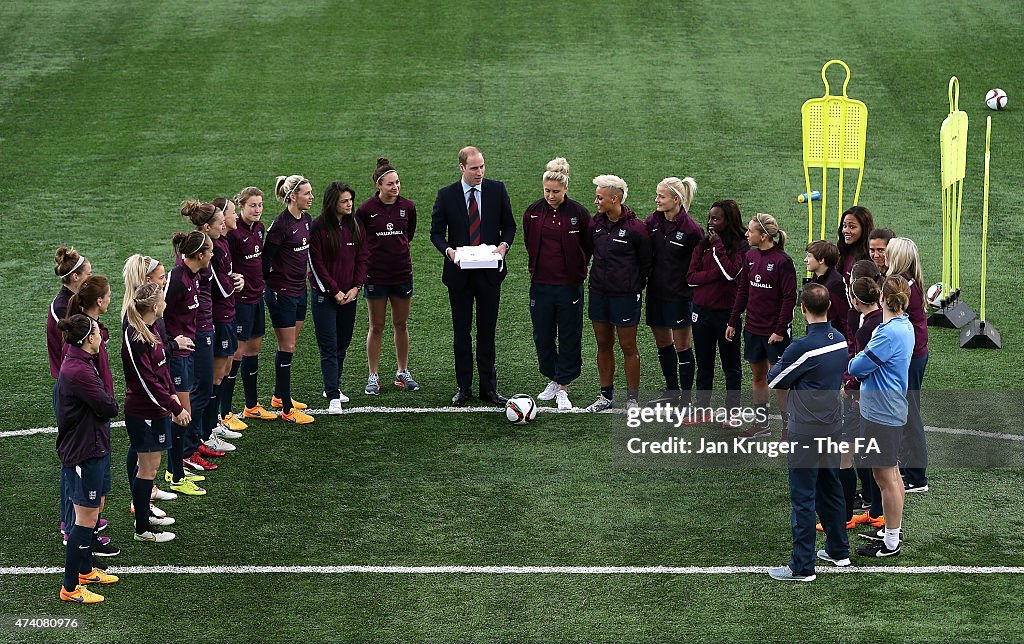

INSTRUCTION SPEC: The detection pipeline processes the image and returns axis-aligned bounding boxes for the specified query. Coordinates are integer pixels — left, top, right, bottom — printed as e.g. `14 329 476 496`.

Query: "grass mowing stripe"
5 565 1024 575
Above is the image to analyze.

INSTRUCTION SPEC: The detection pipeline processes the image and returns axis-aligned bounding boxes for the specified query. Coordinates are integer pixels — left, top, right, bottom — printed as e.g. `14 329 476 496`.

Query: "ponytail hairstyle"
372 157 398 186
275 175 309 204
884 237 925 308
54 246 89 284
851 276 881 307
122 254 163 317
543 157 571 189
881 274 911 314
172 231 210 259
592 174 628 203
66 275 110 318
752 212 787 251
319 180 360 254
234 186 263 209
125 282 163 345
659 176 697 213
706 199 747 255
838 205 874 265
180 200 219 228
58 313 95 347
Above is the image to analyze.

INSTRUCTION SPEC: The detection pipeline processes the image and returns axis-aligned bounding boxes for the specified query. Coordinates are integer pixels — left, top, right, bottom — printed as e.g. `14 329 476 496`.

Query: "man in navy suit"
430 146 516 406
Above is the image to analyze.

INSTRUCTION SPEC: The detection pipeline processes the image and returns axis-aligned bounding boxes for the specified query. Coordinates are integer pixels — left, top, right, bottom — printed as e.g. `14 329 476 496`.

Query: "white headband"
59 255 86 280
188 233 208 256
375 169 397 184
146 257 160 275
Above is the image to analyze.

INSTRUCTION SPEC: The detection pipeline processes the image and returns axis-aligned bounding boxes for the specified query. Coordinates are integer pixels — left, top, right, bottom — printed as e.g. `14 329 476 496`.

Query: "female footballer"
837 205 874 284
584 175 652 412
209 196 245 438
726 213 797 438
122 282 190 543
227 187 277 422
164 230 213 490
57 314 119 603
645 176 703 406
522 157 592 411
885 237 930 494
263 175 315 423
310 181 368 412
687 200 749 426
356 158 419 395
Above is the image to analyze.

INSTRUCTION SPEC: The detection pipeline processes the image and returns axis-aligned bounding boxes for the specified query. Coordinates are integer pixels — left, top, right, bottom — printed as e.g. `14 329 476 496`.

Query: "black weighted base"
928 298 977 329
960 320 1002 349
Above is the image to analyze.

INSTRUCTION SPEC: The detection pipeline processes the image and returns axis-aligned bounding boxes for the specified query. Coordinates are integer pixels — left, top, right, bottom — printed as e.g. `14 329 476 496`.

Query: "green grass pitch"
1 1 1023 641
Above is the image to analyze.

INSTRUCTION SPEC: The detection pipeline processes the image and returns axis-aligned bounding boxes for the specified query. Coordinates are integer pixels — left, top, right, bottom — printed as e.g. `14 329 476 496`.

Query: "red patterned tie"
467 187 481 246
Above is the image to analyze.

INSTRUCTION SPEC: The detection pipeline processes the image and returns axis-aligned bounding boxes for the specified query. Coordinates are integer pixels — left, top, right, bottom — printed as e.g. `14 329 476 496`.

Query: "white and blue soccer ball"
504 394 538 425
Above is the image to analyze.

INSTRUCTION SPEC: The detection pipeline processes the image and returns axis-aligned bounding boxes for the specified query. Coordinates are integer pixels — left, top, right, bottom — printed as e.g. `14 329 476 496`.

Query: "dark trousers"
900 352 929 486
692 306 742 408
185 330 214 457
311 290 357 399
55 382 73 528
529 282 583 386
448 272 501 395
787 426 849 576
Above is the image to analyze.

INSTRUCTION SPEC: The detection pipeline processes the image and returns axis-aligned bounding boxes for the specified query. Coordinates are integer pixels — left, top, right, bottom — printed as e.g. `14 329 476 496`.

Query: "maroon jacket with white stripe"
308 217 370 297
121 317 183 419
687 237 749 310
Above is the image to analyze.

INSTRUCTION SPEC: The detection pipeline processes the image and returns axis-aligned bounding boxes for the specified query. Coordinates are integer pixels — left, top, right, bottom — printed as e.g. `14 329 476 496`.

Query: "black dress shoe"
480 391 508 406
451 389 472 407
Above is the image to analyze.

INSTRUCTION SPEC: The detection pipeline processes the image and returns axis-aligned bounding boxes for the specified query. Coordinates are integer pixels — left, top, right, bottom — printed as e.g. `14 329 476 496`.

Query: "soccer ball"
926 282 944 308
986 88 1007 110
504 394 538 425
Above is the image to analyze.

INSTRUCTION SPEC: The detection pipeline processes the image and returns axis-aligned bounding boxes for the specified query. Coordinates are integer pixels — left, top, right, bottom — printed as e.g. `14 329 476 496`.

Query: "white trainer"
205 435 235 452
149 515 175 527
555 389 572 411
213 425 242 440
327 398 343 414
152 487 177 501
538 380 560 401
323 391 351 403
135 530 176 543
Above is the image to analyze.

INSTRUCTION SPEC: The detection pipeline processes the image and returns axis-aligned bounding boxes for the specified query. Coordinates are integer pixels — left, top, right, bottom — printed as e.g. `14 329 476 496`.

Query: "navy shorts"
63 453 111 508
265 289 308 328
859 419 903 468
235 300 266 341
743 328 791 363
364 280 414 300
125 415 171 453
588 292 642 327
645 295 693 329
169 354 194 393
214 321 238 357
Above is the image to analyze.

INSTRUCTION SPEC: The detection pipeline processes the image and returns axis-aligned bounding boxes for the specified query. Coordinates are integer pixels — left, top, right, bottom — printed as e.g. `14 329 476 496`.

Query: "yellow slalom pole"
981 116 991 321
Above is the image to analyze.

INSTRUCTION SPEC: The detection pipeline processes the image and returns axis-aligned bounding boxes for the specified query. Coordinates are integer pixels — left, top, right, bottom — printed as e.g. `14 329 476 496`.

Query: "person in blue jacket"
765 283 850 582
848 275 915 558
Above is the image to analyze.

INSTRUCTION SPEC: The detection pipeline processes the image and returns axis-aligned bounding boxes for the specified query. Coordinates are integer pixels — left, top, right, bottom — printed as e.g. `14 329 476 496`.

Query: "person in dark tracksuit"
687 200 748 427
164 230 212 487
49 247 92 538
522 157 592 411
727 212 797 439
766 283 850 582
310 181 369 413
884 238 930 494
56 314 120 603
584 174 652 412
645 177 703 406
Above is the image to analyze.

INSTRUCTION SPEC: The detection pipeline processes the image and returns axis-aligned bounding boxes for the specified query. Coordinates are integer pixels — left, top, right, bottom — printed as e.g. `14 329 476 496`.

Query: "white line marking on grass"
2 412 1022 443
2 564 1023 575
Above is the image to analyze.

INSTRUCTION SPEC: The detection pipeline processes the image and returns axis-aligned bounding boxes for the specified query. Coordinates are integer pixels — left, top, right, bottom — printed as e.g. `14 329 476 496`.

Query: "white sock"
883 526 901 550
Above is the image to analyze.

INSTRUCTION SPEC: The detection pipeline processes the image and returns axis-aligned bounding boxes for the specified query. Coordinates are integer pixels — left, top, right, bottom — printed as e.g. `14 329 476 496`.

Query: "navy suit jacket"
430 177 516 288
